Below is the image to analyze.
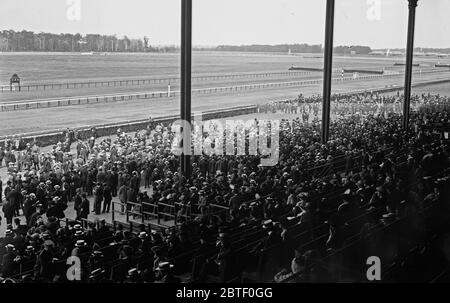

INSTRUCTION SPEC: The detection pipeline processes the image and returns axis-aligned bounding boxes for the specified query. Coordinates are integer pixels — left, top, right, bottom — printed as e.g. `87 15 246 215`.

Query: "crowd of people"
256 92 445 123
0 91 449 283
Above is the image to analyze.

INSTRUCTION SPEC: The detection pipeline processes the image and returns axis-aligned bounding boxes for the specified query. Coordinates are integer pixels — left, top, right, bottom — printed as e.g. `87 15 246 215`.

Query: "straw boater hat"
89 268 106 279
127 268 141 277
91 251 104 258
262 219 274 229
156 262 174 271
74 230 85 237
75 240 87 247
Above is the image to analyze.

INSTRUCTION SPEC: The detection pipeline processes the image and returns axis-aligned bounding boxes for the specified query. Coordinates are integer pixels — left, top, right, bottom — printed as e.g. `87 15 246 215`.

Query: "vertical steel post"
321 0 335 143
403 0 418 129
181 0 192 177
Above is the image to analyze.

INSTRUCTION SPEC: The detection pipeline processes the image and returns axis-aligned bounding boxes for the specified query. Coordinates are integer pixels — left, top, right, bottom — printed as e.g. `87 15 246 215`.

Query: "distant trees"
334 45 372 55
0 30 168 53
215 44 323 53
215 44 373 55
5 30 417 56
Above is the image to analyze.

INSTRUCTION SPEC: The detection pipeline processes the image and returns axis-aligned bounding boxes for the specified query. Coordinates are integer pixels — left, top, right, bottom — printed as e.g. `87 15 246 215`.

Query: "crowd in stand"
256 92 444 121
0 92 450 283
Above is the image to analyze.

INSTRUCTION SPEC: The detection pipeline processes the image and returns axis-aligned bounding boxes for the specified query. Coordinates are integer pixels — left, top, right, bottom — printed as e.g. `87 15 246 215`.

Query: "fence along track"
0 70 316 93
0 69 448 112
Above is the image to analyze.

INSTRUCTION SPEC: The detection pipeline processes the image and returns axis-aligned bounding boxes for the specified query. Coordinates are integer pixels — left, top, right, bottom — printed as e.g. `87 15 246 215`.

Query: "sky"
0 0 449 49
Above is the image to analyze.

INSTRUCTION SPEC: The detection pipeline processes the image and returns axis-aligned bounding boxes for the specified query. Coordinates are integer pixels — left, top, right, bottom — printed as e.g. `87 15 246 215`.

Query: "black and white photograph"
0 0 450 290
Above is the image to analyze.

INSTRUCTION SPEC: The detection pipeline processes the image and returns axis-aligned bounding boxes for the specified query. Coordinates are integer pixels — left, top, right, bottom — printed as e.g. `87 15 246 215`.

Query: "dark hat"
217 232 228 239
151 246 162 254
41 233 52 240
43 240 55 247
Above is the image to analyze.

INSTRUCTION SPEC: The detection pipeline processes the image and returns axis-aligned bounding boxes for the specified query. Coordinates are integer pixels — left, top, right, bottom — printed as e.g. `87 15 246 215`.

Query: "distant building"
10 73 21 91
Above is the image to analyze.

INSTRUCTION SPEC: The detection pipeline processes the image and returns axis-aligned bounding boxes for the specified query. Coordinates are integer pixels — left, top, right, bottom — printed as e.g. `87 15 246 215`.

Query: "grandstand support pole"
180 0 192 178
403 0 418 129
321 0 335 143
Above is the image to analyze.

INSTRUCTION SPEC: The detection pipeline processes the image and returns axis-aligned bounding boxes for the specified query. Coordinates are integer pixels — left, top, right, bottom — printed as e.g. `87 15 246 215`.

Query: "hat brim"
156 264 174 271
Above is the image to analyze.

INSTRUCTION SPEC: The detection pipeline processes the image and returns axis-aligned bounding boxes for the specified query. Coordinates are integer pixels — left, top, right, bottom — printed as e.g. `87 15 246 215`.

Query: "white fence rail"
0 69 446 112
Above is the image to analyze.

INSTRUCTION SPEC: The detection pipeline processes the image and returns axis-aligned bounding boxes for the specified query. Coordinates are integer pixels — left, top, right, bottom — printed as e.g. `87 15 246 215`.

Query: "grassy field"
0 72 323 102
1 51 447 84
0 51 449 136
0 51 448 103
0 72 449 136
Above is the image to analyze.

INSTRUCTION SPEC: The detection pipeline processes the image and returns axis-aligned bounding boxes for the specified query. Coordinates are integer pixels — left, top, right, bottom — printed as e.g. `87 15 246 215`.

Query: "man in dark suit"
2 199 16 225
3 181 12 200
74 189 82 220
253 220 283 280
118 184 128 213
6 187 21 217
130 171 140 194
215 233 239 282
28 204 43 228
79 194 90 220
192 232 214 282
155 262 180 283
1 244 17 277
126 186 137 212
93 183 103 215
34 240 54 282
13 218 28 236
102 183 112 213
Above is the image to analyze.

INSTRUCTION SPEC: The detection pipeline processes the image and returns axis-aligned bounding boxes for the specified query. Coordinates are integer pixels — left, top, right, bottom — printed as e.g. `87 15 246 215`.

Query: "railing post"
112 201 115 222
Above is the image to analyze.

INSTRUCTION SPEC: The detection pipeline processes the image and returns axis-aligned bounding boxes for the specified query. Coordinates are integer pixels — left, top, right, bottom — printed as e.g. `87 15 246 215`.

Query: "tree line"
215 44 373 55
8 30 448 55
0 30 178 53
